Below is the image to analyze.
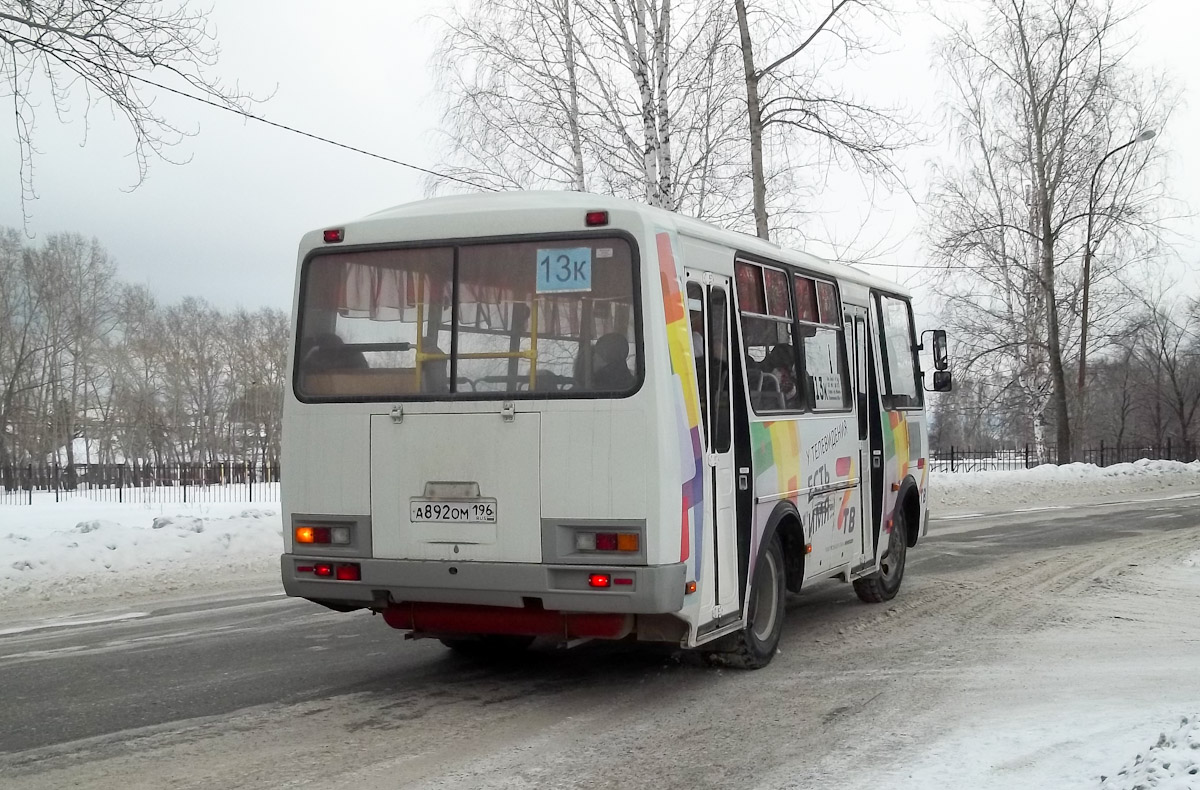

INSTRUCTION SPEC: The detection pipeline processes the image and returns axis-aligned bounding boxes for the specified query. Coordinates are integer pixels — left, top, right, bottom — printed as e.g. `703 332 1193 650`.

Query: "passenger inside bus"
762 343 800 408
301 333 369 371
592 332 635 390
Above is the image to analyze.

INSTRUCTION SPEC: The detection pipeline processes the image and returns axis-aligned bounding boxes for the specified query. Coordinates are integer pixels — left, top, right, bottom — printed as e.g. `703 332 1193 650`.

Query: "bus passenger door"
685 275 740 621
847 306 878 569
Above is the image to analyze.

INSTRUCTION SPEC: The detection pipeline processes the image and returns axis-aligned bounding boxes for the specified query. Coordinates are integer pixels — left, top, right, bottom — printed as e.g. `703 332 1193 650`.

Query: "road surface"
2 492 1199 789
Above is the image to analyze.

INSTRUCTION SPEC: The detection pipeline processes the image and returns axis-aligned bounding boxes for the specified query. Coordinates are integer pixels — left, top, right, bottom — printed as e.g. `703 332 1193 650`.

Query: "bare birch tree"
430 0 750 219
0 1 254 219
732 0 912 240
925 0 1171 462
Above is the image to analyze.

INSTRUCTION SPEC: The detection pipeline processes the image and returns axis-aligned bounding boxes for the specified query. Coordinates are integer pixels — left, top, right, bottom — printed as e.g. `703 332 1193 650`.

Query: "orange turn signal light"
295 526 316 544
685 581 697 594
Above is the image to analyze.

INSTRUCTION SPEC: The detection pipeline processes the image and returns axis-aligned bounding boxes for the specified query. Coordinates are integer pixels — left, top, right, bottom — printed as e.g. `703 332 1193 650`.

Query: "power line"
126 72 495 192
7 31 493 192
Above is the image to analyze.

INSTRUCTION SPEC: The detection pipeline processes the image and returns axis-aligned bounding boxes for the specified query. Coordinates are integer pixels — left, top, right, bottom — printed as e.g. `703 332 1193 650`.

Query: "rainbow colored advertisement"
655 230 704 583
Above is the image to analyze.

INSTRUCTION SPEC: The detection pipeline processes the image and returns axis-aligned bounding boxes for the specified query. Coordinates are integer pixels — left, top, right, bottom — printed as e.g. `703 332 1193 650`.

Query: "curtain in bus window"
457 238 636 395
735 261 765 314
880 295 920 405
793 276 818 323
296 247 454 398
737 261 800 413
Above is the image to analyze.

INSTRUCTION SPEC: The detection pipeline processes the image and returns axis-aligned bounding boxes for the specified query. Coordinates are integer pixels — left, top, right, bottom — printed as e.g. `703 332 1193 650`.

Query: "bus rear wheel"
853 508 908 603
439 634 535 658
713 531 786 670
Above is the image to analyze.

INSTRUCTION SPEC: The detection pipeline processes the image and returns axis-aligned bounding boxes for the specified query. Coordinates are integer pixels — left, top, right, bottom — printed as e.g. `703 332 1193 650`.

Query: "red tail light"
588 573 611 588
335 563 361 581
313 563 334 577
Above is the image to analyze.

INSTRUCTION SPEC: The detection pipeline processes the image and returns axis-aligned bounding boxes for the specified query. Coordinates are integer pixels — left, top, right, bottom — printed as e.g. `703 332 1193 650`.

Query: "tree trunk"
734 0 769 240
1041 233 1072 462
559 0 586 191
654 0 672 209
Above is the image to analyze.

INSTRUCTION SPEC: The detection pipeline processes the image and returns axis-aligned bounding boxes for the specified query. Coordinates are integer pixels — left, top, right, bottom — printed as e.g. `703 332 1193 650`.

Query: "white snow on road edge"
2 458 1199 609
1100 715 1200 790
1 500 283 613
930 458 1200 512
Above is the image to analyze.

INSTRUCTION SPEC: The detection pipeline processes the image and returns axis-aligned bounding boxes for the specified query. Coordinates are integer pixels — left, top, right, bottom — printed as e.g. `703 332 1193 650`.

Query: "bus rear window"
295 237 639 400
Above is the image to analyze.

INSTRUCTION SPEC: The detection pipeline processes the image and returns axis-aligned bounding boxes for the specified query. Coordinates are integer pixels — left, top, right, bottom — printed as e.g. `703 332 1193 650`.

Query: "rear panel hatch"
370 412 541 562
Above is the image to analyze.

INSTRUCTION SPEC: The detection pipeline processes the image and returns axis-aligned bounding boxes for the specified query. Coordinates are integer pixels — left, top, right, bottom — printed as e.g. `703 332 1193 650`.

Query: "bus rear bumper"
281 555 687 614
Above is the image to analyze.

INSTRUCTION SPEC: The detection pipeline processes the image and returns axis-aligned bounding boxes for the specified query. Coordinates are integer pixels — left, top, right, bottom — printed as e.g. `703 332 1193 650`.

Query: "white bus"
280 192 950 668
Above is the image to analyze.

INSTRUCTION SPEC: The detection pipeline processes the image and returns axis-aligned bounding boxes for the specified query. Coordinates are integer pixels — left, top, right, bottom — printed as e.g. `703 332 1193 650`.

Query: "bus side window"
709 287 732 452
687 282 709 446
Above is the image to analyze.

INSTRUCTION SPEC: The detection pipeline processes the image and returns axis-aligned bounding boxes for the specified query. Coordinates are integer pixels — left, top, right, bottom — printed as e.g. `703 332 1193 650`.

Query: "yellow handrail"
413 295 541 390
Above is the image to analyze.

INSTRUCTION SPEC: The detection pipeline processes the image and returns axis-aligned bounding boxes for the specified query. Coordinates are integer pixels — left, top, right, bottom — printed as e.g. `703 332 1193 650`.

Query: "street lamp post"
1077 128 1156 394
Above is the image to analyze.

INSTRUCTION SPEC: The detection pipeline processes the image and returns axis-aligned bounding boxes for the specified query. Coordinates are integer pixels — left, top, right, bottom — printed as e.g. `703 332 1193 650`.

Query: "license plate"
410 499 497 524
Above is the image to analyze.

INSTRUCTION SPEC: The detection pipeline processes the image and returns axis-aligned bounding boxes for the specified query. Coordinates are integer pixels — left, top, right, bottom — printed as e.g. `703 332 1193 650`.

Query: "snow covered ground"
5 458 1197 613
931 458 1200 512
2 459 1200 788
0 497 284 618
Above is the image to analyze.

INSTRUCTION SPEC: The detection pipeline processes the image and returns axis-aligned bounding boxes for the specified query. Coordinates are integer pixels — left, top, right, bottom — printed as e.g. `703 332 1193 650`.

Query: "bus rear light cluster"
575 532 639 552
296 562 360 581
295 526 351 545
588 573 634 589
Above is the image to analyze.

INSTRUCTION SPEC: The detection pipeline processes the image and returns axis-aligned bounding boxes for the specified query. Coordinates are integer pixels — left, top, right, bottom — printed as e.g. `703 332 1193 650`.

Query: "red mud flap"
382 602 633 640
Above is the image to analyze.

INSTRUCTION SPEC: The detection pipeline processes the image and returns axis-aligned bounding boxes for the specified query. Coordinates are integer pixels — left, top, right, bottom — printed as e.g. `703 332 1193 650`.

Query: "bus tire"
717 531 786 670
439 634 535 658
853 507 908 603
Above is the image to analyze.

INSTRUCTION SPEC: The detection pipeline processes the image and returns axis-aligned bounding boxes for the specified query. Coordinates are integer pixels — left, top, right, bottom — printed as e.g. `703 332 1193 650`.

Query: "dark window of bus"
797 274 851 411
296 247 454 399
709 286 732 452
295 238 638 400
877 293 922 409
735 261 801 413
457 239 636 395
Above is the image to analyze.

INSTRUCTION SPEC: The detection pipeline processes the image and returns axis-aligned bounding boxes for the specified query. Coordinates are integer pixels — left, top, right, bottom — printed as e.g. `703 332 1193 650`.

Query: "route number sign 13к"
536 248 592 293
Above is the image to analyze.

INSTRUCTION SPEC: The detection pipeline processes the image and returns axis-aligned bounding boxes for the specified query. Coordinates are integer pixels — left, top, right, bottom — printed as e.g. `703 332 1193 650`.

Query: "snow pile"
931 459 1200 511
1100 716 1200 790
1 501 283 607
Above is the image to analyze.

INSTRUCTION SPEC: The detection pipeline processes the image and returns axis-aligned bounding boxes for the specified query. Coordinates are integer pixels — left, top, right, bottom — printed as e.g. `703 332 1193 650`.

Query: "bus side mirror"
931 329 948 371
932 370 952 392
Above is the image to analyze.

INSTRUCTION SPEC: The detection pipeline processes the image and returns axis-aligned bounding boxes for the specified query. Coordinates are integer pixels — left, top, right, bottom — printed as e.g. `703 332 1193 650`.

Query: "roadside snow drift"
930 459 1200 511
1101 716 1200 790
1 500 283 604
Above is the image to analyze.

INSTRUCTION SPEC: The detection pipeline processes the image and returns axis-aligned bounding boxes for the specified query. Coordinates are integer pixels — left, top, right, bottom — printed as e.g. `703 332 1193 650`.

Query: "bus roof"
349 191 912 298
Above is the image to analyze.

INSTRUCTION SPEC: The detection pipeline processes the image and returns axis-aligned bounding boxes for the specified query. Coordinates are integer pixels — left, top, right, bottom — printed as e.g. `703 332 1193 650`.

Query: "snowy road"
2 493 1199 789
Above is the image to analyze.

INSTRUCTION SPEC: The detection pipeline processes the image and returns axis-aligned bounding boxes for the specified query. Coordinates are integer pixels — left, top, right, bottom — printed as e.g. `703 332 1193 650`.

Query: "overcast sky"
1 0 1197 315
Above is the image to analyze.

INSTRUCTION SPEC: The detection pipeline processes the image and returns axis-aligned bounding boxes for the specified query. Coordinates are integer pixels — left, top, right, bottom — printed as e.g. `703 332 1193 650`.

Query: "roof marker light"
585 211 609 227
323 228 344 244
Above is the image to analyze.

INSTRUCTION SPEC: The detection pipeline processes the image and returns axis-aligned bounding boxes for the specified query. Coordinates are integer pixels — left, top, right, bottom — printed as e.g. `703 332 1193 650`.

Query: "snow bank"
930 459 1200 512
1 500 283 612
1100 716 1200 790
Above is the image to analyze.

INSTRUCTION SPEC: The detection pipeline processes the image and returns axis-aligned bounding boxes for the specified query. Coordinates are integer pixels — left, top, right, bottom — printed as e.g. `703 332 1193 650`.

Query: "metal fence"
932 440 1198 473
0 461 281 505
